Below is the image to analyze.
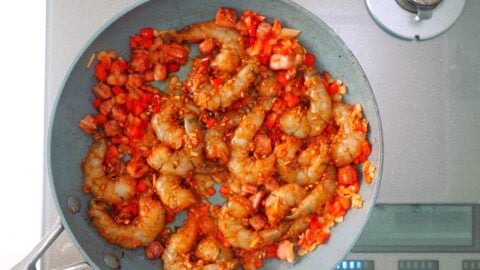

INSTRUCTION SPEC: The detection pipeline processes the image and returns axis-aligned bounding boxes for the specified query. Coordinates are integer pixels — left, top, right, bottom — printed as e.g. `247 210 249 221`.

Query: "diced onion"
280 28 301 39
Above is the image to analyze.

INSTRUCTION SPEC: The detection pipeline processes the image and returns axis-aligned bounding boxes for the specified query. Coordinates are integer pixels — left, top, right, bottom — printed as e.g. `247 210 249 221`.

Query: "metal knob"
396 0 444 21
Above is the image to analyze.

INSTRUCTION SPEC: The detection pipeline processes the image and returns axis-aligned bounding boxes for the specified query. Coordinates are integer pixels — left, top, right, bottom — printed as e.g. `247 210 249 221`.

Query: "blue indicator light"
337 260 370 270
337 260 374 270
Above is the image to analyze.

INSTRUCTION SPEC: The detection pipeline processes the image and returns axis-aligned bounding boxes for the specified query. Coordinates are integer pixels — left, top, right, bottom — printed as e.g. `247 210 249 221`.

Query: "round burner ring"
366 0 465 40
396 0 443 13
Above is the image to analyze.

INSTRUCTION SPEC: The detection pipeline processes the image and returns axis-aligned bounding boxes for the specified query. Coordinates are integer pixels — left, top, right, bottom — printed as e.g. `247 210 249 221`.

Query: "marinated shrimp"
148 113 204 176
205 127 229 164
284 216 310 239
163 209 237 270
163 210 199 270
189 171 229 198
82 139 136 204
279 70 332 138
204 110 244 164
218 195 289 250
194 236 232 263
150 95 186 150
330 102 368 167
194 236 237 269
288 165 337 220
255 70 282 98
274 135 331 186
180 21 243 73
153 174 196 212
185 57 258 111
264 183 306 225
228 104 276 184
205 110 243 165
87 192 165 249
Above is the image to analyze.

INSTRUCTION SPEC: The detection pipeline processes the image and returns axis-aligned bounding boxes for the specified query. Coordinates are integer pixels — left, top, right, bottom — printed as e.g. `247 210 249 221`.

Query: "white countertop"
0 1 45 269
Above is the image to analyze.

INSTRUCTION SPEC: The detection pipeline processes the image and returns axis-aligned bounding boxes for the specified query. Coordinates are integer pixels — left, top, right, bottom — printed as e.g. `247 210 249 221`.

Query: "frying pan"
15 0 383 269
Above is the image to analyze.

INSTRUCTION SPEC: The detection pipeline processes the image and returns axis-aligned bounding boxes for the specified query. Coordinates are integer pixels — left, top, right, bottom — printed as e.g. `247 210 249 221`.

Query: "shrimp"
87 192 165 249
204 110 245 164
185 58 258 111
330 102 368 167
193 160 229 175
220 109 245 129
147 113 204 176
279 70 332 138
253 133 273 157
195 236 227 262
255 70 282 98
205 127 229 164
190 171 229 198
190 173 217 198
153 174 196 212
264 183 307 225
288 165 337 220
274 135 331 186
228 104 276 185
163 210 199 270
284 216 310 240
218 195 289 250
82 139 136 204
150 95 186 150
163 209 237 270
194 236 237 269
180 21 243 73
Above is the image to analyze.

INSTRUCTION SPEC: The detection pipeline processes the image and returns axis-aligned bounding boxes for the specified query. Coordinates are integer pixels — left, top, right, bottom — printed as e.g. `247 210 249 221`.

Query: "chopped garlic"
363 161 376 184
351 194 363 209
